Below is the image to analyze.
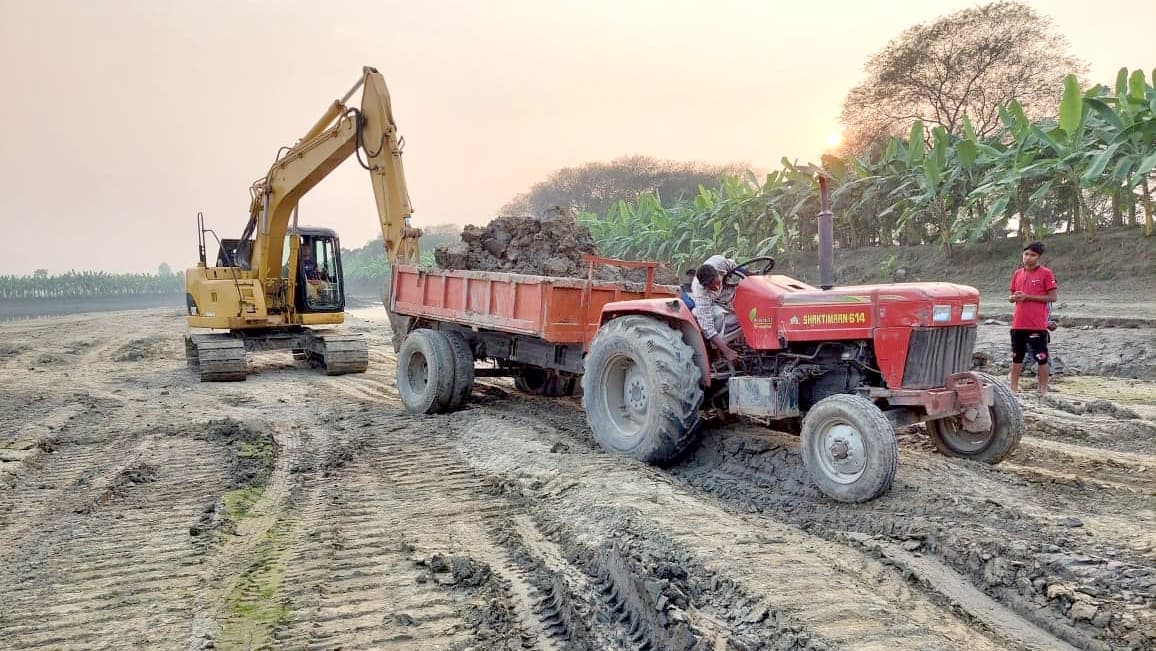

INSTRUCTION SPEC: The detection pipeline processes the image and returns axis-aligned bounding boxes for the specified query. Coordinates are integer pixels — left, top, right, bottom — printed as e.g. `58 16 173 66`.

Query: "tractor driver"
690 255 741 363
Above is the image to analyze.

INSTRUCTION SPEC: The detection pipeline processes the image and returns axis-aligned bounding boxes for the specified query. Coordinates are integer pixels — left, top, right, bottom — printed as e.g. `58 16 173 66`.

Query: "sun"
825 131 843 149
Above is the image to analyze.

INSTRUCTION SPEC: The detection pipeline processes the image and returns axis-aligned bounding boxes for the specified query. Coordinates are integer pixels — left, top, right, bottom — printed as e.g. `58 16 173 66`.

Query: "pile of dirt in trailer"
434 210 676 284
433 209 598 277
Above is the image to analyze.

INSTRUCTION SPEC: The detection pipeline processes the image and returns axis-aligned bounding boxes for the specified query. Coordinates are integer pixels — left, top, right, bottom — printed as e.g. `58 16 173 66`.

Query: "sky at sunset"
0 0 1153 275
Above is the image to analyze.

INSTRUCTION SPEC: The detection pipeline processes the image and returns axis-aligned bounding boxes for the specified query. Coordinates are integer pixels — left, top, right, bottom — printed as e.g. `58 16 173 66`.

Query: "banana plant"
1082 68 1156 236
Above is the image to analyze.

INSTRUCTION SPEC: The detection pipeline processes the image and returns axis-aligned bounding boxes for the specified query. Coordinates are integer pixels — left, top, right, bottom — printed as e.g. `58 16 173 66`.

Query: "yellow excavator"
184 66 422 381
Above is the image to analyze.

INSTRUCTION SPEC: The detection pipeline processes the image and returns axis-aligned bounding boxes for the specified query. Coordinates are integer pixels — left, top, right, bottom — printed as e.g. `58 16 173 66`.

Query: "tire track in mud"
0 431 231 650
246 414 557 651
667 421 1152 650
492 392 1154 649
353 423 555 650
451 410 1038 651
193 421 299 650
1005 437 1155 494
190 406 562 650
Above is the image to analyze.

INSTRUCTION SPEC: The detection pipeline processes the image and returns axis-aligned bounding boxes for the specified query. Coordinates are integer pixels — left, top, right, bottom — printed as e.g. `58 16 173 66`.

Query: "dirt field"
1 305 1153 651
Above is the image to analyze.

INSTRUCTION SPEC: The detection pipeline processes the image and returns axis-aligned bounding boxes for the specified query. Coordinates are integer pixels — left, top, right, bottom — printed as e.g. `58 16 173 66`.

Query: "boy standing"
1008 241 1058 396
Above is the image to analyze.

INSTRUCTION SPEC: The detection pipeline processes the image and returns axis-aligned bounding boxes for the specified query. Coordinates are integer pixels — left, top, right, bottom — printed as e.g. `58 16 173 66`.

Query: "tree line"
1 268 184 299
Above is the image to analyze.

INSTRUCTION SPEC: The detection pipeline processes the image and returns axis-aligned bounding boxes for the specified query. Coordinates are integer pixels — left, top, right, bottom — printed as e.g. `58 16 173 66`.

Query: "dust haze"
1 0 1153 275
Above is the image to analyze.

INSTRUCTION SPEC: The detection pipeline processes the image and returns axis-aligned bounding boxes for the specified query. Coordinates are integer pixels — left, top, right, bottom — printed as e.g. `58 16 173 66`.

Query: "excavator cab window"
296 235 345 313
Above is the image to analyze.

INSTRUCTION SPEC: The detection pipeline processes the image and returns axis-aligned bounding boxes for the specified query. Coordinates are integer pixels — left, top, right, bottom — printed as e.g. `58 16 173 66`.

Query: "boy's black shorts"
1011 329 1049 364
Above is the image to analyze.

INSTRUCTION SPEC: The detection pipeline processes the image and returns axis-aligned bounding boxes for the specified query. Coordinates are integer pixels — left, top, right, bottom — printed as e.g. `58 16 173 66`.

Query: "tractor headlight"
961 303 978 321
932 305 952 322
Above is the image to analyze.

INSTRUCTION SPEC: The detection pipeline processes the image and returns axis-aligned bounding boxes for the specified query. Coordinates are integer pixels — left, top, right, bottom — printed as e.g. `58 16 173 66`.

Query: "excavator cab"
292 229 346 313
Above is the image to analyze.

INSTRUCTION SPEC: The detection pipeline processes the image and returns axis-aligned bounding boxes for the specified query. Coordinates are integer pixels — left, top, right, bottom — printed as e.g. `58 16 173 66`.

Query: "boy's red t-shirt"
1009 265 1057 330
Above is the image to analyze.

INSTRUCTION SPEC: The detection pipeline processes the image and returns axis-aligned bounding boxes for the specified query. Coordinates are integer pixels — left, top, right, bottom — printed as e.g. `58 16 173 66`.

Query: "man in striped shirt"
691 255 741 363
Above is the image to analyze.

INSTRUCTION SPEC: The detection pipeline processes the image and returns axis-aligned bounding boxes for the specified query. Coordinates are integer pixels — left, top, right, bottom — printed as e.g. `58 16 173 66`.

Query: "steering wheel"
723 256 776 286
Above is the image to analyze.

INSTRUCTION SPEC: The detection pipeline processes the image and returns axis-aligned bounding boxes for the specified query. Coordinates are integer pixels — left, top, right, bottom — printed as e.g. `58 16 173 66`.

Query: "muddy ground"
1 306 1154 651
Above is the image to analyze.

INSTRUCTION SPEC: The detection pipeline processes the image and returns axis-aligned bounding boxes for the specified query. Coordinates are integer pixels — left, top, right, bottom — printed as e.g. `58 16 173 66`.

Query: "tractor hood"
733 275 980 348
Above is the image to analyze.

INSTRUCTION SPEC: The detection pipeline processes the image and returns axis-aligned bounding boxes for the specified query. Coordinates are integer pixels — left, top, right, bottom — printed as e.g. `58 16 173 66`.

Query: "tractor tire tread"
801 393 898 503
582 315 703 465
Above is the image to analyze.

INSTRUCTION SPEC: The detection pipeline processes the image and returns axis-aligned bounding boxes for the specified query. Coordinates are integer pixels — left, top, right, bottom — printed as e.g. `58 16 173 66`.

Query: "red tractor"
578 177 1022 502
391 177 1022 502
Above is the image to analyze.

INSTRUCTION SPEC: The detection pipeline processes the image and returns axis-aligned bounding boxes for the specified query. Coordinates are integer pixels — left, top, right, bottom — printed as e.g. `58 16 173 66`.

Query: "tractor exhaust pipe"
817 175 835 290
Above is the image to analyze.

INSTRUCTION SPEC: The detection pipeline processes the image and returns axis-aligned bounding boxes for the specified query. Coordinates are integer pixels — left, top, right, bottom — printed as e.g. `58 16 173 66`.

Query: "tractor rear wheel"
397 329 455 414
926 372 1022 464
801 394 898 503
582 316 703 465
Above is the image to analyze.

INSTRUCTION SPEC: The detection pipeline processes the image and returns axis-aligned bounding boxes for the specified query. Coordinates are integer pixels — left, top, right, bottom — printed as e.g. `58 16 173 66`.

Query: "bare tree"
840 1 1085 155
499 155 746 217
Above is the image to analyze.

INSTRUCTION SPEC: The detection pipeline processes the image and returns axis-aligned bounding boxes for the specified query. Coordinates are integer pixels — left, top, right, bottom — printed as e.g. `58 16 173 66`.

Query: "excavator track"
185 334 247 382
307 332 369 376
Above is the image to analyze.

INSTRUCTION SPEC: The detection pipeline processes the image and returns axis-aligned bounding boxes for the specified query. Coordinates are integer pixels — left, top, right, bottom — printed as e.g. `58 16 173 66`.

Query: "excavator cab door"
295 234 346 313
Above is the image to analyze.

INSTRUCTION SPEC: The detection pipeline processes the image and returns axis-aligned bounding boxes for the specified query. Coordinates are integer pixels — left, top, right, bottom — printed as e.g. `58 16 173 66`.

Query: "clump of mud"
434 209 677 284
75 462 159 514
416 553 525 648
1041 395 1141 420
0 343 29 359
196 418 278 490
187 418 278 544
423 553 494 588
112 336 168 362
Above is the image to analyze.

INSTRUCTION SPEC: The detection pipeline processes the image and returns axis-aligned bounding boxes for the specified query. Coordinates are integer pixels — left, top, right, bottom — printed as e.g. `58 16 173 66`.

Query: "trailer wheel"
443 331 475 410
801 394 898 503
397 329 455 414
582 315 703 465
926 372 1023 464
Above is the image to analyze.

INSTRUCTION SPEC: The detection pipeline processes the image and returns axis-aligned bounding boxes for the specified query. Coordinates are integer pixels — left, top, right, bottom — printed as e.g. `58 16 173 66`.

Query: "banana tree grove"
582 68 1156 266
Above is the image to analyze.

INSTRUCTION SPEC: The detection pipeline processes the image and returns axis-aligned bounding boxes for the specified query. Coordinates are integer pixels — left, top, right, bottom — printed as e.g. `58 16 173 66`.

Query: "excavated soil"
434 211 678 284
0 305 1153 650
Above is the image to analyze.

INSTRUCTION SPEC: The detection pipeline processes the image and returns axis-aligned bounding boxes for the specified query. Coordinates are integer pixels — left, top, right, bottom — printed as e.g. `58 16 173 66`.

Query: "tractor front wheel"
926 372 1023 464
801 394 898 503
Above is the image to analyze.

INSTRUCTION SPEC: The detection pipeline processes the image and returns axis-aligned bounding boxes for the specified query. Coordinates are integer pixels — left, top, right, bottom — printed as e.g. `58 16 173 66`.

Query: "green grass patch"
222 487 265 523
217 525 293 648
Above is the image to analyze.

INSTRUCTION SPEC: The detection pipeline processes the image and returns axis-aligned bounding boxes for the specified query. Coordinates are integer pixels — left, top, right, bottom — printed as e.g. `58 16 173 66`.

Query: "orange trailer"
390 255 673 346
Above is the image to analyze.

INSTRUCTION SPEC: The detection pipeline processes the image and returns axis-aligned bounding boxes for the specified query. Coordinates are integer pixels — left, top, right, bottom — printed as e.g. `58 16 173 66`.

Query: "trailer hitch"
947 372 993 433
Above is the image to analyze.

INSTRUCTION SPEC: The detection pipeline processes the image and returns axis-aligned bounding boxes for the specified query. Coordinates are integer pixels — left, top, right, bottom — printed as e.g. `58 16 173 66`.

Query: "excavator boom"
249 66 420 281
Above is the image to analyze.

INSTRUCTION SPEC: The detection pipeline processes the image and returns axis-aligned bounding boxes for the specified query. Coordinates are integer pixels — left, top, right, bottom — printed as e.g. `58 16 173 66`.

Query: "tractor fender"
599 298 711 386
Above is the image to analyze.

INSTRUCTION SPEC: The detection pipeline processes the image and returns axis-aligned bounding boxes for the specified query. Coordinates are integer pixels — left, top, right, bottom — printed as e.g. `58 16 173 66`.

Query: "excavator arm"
247 66 421 284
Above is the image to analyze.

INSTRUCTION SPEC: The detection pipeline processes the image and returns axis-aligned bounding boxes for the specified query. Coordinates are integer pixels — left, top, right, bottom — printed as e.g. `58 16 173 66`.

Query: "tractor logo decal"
748 306 776 329
786 311 869 327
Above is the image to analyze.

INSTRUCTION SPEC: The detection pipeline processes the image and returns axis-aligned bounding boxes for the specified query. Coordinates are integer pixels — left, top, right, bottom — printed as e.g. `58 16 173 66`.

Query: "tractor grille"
901 326 977 389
